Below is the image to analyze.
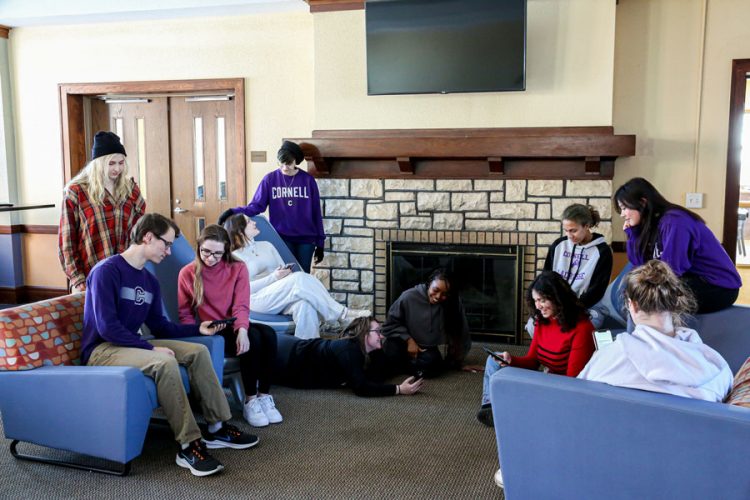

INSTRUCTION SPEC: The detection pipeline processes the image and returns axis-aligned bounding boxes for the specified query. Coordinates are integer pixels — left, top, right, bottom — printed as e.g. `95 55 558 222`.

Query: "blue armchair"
0 294 224 476
490 304 750 499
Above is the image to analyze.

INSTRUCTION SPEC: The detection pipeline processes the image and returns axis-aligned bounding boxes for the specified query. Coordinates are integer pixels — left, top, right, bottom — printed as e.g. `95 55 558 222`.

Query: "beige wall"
612 0 750 240
22 233 66 288
313 0 616 129
8 10 314 226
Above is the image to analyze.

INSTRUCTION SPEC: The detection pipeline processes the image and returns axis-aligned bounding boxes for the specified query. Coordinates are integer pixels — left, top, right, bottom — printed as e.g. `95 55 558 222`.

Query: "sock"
208 421 222 433
181 442 190 450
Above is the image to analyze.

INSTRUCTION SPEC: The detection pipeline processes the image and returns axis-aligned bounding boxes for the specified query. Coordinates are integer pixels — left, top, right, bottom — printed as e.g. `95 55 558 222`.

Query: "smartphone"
593 329 614 350
283 263 295 269
483 346 507 365
411 371 424 382
208 317 237 328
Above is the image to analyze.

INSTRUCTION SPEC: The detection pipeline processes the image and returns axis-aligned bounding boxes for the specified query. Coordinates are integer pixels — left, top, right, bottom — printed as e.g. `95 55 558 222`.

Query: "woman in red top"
478 270 595 426
178 224 281 428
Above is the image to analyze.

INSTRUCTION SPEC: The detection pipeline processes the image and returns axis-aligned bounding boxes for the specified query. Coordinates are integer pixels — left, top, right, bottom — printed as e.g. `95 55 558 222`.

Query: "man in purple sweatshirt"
82 213 257 477
218 140 325 273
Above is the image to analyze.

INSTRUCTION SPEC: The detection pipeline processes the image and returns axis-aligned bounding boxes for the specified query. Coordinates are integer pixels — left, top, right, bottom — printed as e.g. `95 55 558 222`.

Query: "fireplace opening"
387 242 524 344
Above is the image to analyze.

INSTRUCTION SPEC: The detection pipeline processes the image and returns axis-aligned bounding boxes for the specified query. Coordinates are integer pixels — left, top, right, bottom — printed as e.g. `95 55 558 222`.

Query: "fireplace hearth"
388 242 523 343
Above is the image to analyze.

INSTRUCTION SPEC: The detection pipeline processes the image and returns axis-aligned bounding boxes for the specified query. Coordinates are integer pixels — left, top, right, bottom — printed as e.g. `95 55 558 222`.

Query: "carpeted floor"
0 343 527 499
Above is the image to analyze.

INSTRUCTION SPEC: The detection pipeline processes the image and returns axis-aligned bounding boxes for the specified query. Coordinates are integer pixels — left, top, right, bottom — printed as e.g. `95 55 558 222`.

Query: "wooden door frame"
58 78 246 204
723 59 749 260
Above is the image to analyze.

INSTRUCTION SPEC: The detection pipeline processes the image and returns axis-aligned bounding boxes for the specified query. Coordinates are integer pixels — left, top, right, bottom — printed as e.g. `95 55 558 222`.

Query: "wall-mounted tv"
366 0 526 95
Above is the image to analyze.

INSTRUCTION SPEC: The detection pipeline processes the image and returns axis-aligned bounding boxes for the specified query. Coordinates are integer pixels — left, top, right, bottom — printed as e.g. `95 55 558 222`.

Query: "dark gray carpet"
0 343 527 499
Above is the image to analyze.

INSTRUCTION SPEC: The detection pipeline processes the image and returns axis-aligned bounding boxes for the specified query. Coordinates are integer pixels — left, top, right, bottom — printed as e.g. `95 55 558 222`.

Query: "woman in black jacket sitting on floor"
274 316 423 397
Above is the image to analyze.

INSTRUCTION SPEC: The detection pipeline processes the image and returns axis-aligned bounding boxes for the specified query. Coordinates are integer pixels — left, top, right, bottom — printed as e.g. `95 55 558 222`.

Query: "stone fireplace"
292 127 635 341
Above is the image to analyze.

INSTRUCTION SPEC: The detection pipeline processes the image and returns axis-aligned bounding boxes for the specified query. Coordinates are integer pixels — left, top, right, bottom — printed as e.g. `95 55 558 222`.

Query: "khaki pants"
88 339 232 445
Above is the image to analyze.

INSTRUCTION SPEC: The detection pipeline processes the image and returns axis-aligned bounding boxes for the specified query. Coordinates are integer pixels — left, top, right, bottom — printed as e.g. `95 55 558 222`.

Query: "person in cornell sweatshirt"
578 260 732 402
81 213 258 477
218 140 325 273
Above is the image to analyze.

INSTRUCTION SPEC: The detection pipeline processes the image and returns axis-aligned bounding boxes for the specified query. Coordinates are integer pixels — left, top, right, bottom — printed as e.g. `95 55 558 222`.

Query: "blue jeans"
482 355 504 405
281 238 315 273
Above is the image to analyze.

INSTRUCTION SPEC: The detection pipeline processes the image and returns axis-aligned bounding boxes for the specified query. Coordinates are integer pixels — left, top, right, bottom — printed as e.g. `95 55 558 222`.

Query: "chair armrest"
0 366 154 463
490 367 750 500
179 335 225 384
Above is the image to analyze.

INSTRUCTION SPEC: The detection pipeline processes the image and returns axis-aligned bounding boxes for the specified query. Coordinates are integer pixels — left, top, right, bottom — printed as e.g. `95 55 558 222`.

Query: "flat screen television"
365 0 526 95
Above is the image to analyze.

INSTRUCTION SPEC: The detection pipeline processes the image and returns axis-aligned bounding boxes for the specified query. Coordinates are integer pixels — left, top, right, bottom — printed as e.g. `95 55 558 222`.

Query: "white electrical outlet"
685 192 703 209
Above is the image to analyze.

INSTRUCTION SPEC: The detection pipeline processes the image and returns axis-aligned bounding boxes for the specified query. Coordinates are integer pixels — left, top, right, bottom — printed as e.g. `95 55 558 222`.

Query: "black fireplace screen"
387 242 523 343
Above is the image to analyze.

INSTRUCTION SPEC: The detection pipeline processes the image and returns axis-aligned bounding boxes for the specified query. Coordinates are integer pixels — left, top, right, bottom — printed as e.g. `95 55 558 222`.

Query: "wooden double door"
89 94 241 245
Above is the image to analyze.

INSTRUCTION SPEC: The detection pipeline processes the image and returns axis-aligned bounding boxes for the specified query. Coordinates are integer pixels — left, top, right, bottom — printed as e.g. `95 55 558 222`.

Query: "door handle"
173 207 190 214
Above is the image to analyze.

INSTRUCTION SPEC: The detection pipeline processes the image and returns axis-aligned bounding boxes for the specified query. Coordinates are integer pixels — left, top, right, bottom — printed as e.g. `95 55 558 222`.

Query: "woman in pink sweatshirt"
178 224 282 428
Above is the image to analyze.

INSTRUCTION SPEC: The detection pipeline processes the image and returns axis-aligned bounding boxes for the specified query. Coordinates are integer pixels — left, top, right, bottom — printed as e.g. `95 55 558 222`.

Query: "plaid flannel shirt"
58 179 146 288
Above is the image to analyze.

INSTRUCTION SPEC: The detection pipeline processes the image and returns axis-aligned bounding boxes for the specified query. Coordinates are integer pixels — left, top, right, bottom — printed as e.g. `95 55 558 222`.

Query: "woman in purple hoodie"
614 177 741 313
219 141 324 273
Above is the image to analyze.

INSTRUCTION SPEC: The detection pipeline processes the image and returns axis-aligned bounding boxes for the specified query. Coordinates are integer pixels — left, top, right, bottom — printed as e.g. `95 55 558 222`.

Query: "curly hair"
623 260 697 327
526 270 587 332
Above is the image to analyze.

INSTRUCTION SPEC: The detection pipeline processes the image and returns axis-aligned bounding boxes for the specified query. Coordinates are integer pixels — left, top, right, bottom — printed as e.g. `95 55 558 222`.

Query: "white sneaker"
494 467 504 488
259 394 283 424
243 397 269 427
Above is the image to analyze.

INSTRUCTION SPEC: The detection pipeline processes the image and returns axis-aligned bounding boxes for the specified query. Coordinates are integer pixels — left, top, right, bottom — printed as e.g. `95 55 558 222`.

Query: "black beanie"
91 131 127 160
279 140 304 165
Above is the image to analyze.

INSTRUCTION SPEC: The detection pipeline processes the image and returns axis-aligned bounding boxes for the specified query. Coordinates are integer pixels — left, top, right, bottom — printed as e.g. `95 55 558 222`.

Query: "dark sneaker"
477 403 494 427
176 439 224 477
203 423 259 450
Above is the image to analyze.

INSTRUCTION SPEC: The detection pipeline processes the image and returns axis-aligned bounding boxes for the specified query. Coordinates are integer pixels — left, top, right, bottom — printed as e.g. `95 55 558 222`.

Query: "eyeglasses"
156 235 173 249
200 248 225 259
369 328 383 334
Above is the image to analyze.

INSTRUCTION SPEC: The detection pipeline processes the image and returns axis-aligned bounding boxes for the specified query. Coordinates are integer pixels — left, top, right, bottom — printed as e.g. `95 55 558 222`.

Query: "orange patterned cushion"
726 357 750 408
0 293 85 371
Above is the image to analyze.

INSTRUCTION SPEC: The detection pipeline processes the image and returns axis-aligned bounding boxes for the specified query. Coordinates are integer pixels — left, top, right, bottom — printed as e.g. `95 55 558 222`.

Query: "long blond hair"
67 154 132 204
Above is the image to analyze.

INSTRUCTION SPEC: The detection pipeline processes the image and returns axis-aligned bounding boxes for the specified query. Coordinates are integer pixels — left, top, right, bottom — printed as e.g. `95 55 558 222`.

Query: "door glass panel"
216 116 227 200
136 118 147 199
196 217 206 236
193 117 204 200
114 118 124 141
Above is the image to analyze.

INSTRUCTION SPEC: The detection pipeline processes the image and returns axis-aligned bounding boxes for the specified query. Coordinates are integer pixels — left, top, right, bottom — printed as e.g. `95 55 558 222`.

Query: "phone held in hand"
208 317 237 328
411 371 424 382
283 263 295 269
593 329 614 350
483 346 507 365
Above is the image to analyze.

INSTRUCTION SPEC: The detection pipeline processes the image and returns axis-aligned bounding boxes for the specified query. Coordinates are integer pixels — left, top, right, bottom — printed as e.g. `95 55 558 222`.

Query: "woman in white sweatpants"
225 214 370 339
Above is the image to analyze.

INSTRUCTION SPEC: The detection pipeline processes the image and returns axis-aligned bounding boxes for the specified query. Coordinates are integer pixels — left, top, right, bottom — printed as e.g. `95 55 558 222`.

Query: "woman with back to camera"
274 316 423 397
58 131 145 292
382 268 472 378
177 224 282 427
218 140 324 273
223 213 370 339
614 177 741 313
578 260 732 402
478 271 595 427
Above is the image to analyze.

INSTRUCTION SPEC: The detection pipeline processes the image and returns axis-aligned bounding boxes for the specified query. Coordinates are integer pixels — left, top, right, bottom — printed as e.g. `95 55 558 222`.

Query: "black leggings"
681 273 739 314
221 323 277 395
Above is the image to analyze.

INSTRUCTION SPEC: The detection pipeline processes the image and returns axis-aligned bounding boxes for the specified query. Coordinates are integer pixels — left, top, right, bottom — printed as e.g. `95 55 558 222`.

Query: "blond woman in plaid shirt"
58 131 145 292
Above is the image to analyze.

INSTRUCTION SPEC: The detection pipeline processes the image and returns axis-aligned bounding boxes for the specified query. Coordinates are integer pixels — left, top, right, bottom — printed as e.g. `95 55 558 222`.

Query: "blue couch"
0 293 225 476
489 304 750 500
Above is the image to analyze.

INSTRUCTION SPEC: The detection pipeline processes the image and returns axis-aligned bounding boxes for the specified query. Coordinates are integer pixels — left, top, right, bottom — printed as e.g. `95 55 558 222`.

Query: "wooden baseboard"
0 286 68 305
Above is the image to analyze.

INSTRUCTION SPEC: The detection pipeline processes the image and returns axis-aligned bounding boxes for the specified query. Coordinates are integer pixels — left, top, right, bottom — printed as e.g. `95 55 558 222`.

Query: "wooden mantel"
288 127 636 180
